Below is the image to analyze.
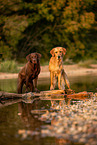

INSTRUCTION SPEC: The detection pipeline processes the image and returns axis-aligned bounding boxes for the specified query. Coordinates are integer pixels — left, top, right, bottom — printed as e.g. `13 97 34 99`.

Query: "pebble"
39 94 97 144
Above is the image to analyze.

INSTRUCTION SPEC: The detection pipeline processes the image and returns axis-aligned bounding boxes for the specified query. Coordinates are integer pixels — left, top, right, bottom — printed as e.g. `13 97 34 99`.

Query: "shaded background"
0 0 97 63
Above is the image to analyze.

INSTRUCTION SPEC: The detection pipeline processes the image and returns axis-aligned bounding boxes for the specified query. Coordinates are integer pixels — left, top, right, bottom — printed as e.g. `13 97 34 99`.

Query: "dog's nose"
58 56 60 59
33 59 37 63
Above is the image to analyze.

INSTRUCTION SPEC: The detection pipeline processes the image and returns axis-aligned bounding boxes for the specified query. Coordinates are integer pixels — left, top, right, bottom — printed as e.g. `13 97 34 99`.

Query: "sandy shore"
0 64 97 80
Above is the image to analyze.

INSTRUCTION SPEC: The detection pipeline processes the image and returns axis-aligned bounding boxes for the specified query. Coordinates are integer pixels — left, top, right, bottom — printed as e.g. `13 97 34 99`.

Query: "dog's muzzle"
58 56 60 59
33 59 37 64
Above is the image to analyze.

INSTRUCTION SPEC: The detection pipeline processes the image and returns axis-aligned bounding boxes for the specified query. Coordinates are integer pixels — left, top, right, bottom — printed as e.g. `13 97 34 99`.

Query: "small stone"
79 137 87 143
56 127 64 133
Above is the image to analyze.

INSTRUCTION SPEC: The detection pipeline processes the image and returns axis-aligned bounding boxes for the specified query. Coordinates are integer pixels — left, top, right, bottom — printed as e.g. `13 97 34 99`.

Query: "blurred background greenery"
0 0 97 64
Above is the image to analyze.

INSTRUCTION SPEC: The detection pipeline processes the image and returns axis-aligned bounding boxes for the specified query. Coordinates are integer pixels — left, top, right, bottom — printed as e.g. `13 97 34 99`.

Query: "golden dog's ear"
36 53 42 59
62 48 66 55
26 54 31 61
50 48 55 56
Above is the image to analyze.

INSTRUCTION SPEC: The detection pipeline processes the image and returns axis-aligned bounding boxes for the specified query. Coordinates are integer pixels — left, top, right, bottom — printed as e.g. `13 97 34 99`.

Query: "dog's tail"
62 69 70 89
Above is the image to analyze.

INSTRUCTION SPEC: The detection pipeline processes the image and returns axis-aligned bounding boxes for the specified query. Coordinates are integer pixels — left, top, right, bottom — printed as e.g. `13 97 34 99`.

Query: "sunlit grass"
0 59 97 73
63 58 74 65
0 60 19 73
78 59 97 68
40 60 49 66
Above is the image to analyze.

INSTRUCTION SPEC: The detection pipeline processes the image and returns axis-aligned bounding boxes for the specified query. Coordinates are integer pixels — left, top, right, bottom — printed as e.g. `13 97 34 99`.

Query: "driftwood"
31 108 60 115
0 89 93 101
66 91 93 99
0 91 23 99
0 99 22 108
0 91 41 104
0 90 66 100
0 90 64 99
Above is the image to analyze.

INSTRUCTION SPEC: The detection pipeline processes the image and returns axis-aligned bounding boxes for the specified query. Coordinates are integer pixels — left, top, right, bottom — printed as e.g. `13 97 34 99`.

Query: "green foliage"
0 60 19 73
0 0 97 62
78 59 97 68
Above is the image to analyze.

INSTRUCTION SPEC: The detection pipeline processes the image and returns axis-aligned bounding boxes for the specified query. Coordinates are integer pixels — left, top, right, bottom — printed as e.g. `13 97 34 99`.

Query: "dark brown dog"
17 53 41 93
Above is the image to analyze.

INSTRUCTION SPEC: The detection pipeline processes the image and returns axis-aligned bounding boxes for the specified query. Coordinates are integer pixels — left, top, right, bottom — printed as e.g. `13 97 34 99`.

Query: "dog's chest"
49 57 62 70
30 64 40 79
53 61 62 73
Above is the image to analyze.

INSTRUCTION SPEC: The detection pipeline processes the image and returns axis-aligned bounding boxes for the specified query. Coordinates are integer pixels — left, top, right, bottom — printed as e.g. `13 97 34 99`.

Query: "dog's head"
50 47 66 61
26 53 41 64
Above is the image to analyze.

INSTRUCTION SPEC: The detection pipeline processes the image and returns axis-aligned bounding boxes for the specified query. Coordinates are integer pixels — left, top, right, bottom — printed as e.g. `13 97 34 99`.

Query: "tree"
0 0 96 62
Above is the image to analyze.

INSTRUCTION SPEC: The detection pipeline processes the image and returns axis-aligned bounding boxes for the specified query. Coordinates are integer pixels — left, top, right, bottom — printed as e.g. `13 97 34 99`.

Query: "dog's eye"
55 52 57 53
60 51 62 53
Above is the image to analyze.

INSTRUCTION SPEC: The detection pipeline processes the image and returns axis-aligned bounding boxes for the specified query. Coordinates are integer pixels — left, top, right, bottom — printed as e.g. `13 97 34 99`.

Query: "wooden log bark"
66 91 93 99
0 90 65 100
0 91 22 99
34 89 65 97
0 91 37 100
0 90 93 101
0 99 22 108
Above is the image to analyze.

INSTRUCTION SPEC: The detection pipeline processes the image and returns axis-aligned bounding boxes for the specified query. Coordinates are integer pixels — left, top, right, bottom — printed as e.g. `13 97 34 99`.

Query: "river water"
0 74 97 145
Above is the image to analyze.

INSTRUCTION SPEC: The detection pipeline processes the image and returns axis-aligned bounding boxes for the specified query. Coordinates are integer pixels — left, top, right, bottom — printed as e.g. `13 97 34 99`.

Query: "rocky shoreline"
40 93 97 145
18 93 97 144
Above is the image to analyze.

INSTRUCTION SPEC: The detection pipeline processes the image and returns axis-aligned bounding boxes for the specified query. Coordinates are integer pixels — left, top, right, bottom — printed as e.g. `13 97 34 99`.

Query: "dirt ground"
0 64 97 79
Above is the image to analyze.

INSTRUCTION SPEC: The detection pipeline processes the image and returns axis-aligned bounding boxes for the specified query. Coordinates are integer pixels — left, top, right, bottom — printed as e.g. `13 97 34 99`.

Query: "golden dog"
49 47 70 90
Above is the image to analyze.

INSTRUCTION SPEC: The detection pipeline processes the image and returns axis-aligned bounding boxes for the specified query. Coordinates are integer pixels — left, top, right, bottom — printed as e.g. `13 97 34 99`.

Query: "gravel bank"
40 93 97 145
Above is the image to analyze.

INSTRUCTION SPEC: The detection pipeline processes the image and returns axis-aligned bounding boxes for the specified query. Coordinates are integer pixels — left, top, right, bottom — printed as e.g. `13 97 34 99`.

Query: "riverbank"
0 64 97 79
39 93 97 145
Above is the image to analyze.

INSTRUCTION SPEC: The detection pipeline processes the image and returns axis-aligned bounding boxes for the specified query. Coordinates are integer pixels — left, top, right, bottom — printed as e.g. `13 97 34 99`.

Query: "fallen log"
33 89 65 97
0 91 38 100
0 90 93 101
0 91 22 99
66 91 93 99
0 90 65 100
31 108 60 115
0 99 22 108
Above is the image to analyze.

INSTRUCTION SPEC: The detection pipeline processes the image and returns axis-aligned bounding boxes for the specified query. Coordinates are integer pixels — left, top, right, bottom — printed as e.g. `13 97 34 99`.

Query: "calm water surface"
0 75 97 145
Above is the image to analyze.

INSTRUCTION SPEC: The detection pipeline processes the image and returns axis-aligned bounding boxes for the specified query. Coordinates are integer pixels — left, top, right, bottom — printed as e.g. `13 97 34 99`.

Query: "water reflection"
17 91 96 144
18 101 43 131
70 75 97 92
0 75 97 145
0 74 97 93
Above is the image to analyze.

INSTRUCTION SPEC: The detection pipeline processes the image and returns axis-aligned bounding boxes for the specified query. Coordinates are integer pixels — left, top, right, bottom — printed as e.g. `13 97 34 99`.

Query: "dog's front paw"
50 85 54 90
35 88 40 93
58 86 62 90
25 89 29 93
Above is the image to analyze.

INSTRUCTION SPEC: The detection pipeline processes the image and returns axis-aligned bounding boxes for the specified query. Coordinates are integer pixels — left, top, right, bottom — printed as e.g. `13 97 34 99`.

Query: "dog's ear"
26 54 31 62
50 48 55 56
36 53 42 59
62 48 66 55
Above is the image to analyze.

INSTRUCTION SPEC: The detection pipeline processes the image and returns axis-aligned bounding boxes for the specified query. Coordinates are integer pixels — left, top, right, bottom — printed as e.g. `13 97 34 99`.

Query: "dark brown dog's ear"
50 48 55 56
36 53 42 59
62 48 66 55
26 54 31 61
